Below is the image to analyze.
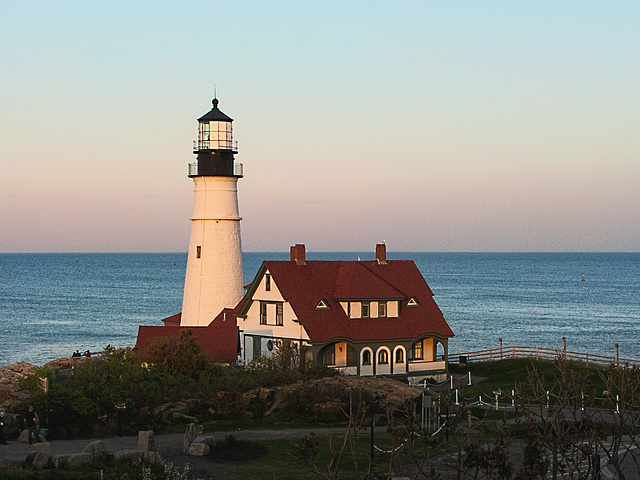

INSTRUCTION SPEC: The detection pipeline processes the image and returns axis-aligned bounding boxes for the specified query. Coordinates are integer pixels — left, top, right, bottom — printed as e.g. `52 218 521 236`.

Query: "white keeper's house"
236 243 454 379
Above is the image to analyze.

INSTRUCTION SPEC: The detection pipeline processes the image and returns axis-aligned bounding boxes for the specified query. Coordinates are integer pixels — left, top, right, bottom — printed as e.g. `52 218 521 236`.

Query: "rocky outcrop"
208 376 424 419
0 362 36 409
151 399 201 423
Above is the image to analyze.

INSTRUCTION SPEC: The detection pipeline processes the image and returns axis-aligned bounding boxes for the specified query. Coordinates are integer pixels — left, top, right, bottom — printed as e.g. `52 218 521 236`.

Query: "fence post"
616 343 619 367
468 371 472 386
490 348 493 361
499 337 503 360
586 352 589 368
512 345 515 358
536 346 539 360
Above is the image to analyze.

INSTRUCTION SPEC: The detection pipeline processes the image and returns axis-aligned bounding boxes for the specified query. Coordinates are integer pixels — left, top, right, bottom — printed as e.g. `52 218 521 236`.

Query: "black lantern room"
189 98 241 177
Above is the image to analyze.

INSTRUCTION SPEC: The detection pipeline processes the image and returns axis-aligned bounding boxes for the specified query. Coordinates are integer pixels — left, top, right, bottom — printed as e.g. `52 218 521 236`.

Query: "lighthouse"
180 98 244 327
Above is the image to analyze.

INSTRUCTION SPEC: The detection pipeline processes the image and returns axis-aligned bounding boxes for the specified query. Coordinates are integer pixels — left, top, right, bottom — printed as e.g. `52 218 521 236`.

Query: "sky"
1 1 639 253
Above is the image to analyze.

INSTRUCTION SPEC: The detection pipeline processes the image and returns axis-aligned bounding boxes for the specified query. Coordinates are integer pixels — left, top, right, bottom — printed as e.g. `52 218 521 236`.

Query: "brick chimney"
376 243 387 265
290 244 306 265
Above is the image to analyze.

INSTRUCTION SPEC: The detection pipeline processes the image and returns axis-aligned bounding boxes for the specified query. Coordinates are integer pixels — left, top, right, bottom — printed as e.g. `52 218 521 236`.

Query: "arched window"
362 350 371 365
395 349 404 363
378 349 389 365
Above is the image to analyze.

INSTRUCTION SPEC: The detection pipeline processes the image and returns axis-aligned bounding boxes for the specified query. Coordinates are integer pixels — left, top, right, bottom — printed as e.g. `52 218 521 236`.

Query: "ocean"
0 252 638 367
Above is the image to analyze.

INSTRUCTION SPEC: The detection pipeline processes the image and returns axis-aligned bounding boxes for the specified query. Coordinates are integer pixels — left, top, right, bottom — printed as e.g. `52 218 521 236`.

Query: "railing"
193 140 238 151
448 345 640 368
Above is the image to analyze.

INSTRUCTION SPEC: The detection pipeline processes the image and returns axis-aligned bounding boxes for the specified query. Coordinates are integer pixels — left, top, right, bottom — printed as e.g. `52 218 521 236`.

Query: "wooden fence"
448 345 640 369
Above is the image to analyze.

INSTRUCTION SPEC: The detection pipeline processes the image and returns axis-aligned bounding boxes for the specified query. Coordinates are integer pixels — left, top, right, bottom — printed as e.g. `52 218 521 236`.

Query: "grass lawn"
449 358 608 405
219 431 441 480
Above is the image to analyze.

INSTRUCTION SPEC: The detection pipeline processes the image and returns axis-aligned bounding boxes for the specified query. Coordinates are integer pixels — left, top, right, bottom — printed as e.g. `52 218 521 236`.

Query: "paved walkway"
0 427 347 466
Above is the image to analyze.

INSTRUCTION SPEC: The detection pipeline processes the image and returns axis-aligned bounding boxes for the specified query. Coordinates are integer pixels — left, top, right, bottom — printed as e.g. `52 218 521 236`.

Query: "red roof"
136 309 239 363
241 259 453 344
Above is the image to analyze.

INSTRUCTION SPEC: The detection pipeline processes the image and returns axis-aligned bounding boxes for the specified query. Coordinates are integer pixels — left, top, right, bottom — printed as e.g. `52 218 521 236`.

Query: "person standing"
0 408 6 444
24 405 39 444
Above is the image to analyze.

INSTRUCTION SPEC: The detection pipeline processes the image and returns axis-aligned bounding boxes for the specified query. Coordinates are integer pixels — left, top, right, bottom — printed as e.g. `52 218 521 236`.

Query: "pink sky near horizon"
1 1 639 253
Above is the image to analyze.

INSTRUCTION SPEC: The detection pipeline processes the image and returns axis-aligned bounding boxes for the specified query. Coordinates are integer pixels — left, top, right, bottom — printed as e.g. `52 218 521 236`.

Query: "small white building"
236 244 454 380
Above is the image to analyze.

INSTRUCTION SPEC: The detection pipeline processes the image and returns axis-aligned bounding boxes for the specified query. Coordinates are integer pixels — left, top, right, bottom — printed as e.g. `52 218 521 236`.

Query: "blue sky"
1 1 639 252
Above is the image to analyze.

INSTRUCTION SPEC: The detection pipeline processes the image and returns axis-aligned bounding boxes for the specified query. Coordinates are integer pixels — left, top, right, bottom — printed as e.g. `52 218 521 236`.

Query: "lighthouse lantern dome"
195 98 235 152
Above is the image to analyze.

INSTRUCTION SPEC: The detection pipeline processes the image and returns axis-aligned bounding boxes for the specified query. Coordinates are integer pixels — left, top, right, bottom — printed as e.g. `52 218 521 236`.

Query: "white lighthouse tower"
180 98 244 327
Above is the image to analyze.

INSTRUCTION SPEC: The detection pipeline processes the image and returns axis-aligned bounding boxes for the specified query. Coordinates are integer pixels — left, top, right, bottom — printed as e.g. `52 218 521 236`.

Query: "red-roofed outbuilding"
136 308 239 363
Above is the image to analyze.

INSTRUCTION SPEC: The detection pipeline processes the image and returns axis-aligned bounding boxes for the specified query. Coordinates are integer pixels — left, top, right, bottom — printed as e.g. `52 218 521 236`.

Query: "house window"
362 350 371 365
361 302 370 318
265 273 271 291
260 302 267 325
378 350 389 364
378 301 387 318
395 349 404 363
410 341 423 360
276 303 283 326
196 246 201 259
267 340 274 351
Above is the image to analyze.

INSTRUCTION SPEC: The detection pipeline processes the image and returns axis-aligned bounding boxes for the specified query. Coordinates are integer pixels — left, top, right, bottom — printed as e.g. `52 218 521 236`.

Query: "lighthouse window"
196 246 201 258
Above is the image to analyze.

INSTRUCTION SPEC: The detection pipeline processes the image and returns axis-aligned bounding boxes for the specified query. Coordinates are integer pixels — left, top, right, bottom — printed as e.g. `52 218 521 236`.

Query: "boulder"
143 451 163 464
188 443 210 456
183 423 202 454
194 435 216 447
113 450 144 463
52 453 92 468
25 451 49 470
18 429 46 444
138 430 156 451
30 442 51 455
84 440 109 459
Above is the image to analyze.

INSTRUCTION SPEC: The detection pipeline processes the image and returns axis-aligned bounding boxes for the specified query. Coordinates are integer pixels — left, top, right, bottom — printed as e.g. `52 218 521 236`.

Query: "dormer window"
378 301 387 318
407 297 420 307
361 302 370 318
315 299 330 310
